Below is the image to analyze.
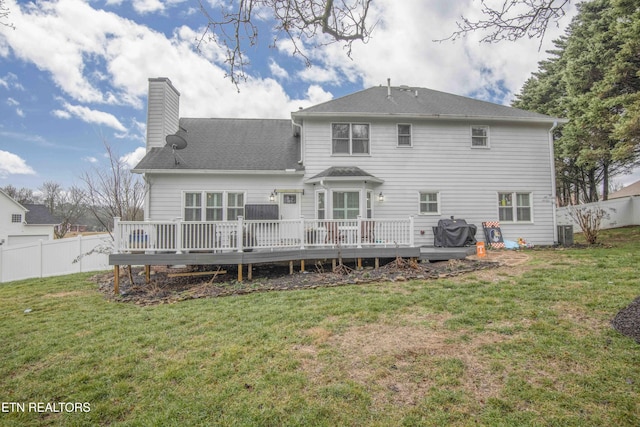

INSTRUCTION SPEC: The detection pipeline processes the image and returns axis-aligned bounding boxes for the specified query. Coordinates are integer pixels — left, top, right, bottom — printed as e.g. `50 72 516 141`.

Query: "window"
332 123 370 154
316 191 326 219
419 192 439 214
184 191 244 221
184 192 202 221
366 191 373 219
227 192 244 220
206 192 223 221
397 124 412 146
11 214 22 223
471 126 489 147
333 191 360 219
498 192 532 222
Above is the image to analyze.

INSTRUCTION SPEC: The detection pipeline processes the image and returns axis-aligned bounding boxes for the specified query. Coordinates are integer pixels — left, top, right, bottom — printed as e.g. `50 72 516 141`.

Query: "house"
608 180 640 200
0 190 59 246
110 77 563 279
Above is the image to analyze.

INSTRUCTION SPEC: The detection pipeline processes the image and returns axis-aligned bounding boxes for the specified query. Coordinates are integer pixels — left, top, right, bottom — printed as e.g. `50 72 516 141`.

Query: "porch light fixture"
378 192 384 202
270 191 276 202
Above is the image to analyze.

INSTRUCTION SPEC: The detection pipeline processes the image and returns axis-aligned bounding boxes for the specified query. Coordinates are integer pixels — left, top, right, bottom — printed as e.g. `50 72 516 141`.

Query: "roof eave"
132 168 305 175
305 175 385 185
292 111 567 124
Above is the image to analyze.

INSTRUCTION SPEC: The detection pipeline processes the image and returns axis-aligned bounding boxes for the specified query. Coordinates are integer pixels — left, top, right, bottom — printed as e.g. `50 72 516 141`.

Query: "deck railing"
113 216 414 253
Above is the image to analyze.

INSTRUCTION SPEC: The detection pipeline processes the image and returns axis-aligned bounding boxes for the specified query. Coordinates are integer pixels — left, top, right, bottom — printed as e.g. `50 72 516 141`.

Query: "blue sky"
1 0 637 192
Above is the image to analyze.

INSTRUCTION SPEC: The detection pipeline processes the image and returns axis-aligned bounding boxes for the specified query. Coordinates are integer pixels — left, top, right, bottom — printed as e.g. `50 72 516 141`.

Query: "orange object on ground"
476 241 486 258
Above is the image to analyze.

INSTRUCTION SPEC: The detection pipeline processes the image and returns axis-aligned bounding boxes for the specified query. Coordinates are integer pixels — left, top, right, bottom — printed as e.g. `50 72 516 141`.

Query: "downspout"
548 121 559 244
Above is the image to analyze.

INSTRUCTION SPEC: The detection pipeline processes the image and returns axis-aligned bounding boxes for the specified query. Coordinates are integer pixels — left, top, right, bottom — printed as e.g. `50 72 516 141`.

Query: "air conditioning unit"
557 225 574 246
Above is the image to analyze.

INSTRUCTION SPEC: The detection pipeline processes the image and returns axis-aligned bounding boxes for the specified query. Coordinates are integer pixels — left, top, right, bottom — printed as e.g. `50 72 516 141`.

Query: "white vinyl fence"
0 234 111 283
556 196 640 231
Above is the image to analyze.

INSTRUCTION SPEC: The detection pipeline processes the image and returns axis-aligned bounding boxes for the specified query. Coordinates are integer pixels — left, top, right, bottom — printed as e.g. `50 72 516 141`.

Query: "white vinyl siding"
302 118 555 244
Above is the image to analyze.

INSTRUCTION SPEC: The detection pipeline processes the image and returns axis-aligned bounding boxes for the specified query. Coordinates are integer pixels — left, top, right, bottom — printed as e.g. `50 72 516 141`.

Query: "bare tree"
198 0 375 85
80 143 145 233
1 185 37 204
439 0 572 48
1 0 15 30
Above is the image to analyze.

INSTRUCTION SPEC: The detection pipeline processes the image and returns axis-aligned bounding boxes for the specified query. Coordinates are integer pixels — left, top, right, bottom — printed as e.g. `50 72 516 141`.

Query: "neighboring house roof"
293 85 561 123
0 189 28 212
134 118 301 172
608 180 640 199
22 204 59 225
307 166 384 184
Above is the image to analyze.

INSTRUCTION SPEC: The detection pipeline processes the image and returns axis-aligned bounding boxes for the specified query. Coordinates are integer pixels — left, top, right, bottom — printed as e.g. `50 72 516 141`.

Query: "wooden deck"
109 246 475 267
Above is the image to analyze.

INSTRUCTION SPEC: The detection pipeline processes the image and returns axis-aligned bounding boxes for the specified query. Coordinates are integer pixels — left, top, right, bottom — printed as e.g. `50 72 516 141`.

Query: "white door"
280 193 300 243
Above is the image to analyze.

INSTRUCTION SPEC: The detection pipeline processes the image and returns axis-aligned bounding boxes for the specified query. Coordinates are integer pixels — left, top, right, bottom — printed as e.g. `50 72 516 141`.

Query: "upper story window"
397 124 412 147
11 213 22 223
498 192 532 222
332 123 370 155
471 125 489 148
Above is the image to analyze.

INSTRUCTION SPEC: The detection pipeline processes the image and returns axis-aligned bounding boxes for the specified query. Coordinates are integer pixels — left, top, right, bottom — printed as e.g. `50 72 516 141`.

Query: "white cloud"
0 150 36 177
120 146 146 168
54 101 127 132
269 59 289 80
83 156 98 163
6 97 18 106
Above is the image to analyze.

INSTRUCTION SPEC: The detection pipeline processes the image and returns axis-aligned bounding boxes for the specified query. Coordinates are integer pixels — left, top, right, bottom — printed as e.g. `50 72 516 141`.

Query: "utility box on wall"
557 225 574 246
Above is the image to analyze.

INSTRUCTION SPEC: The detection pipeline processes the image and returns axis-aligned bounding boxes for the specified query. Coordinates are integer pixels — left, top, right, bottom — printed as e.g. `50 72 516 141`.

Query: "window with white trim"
332 123 370 154
206 192 223 221
184 192 202 221
419 192 439 214
227 192 244 220
11 213 22 223
471 125 489 147
366 191 373 219
332 191 360 219
397 124 412 146
316 191 326 219
184 191 244 221
498 192 532 222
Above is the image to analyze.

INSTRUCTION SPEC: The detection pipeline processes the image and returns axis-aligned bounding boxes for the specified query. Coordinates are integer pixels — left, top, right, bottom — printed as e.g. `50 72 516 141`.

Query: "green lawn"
1 227 639 426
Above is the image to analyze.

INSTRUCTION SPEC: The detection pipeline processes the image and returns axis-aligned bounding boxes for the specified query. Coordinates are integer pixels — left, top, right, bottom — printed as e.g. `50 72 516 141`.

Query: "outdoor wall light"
378 192 384 202
270 191 276 202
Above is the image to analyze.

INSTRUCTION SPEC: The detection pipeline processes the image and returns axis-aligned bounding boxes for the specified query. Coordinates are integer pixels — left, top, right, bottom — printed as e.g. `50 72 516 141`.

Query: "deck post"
289 261 294 275
237 264 243 282
300 259 305 272
375 258 379 269
248 264 252 280
113 217 121 253
237 216 244 252
174 217 183 254
113 265 120 294
409 216 415 247
357 216 362 248
145 265 151 284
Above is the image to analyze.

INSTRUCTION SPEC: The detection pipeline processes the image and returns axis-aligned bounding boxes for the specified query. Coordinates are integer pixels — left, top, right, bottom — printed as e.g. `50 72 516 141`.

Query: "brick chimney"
146 77 180 150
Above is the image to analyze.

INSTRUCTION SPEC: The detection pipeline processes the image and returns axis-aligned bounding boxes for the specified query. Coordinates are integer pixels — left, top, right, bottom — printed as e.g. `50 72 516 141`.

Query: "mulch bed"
612 296 640 344
94 257 500 306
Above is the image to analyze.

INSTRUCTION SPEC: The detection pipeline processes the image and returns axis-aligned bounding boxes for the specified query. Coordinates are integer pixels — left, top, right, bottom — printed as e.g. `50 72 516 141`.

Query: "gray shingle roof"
134 118 301 172
22 204 59 225
307 166 384 184
294 86 558 121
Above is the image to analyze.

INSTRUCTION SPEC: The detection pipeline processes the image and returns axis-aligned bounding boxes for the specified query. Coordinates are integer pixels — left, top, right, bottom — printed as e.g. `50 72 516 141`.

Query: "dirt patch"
612 296 640 344
295 313 509 407
93 256 505 306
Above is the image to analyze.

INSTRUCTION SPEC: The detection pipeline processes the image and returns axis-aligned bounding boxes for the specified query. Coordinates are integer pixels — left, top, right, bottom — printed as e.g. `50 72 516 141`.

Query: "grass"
1 227 639 426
